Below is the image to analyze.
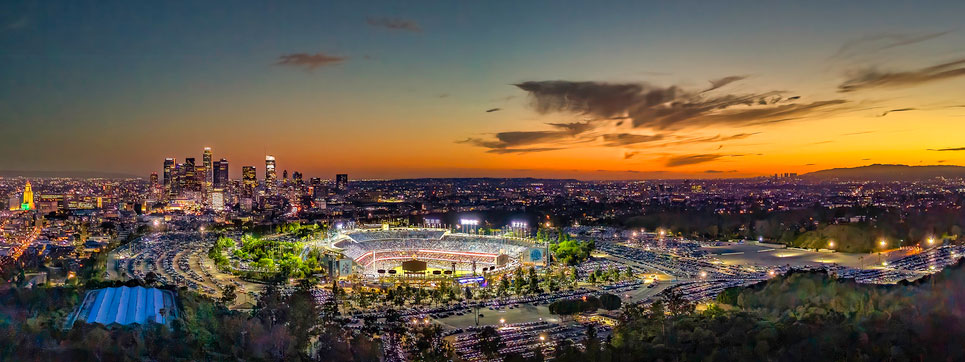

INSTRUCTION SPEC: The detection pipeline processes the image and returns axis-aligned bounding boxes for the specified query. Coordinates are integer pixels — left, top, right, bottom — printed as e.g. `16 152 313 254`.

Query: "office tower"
150 172 160 199
173 162 184 196
211 190 225 211
265 155 276 193
183 158 198 193
311 178 327 208
293 171 303 185
202 147 213 193
242 166 257 196
282 170 288 183
335 174 348 193
21 181 35 211
163 158 175 197
8 193 19 211
213 158 229 189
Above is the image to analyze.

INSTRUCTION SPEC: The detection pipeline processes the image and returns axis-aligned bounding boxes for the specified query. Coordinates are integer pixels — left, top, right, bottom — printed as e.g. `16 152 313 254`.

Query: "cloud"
458 121 595 153
486 147 562 154
602 133 666 147
929 147 965 151
704 169 737 173
838 58 965 92
832 31 949 60
703 76 747 92
665 154 725 167
624 151 640 159
547 121 595 134
514 80 848 130
485 108 502 113
666 132 760 146
878 108 917 117
842 131 874 136
366 17 422 32
275 52 346 70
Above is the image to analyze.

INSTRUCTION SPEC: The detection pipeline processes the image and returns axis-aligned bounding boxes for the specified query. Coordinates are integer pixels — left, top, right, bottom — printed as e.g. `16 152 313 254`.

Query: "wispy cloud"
458 121 594 153
832 31 949 60
839 58 965 92
665 154 725 167
601 133 666 147
878 108 917 117
366 17 422 33
275 52 346 70
704 169 738 173
929 147 965 151
703 76 747 92
485 108 502 113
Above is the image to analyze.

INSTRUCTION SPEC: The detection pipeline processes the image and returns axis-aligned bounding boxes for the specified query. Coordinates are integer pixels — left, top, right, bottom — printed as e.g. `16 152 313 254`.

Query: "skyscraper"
293 171 303 185
202 147 213 195
163 158 175 197
242 166 257 196
150 172 160 199
213 158 229 189
183 158 198 193
265 155 277 193
335 174 348 194
21 181 35 211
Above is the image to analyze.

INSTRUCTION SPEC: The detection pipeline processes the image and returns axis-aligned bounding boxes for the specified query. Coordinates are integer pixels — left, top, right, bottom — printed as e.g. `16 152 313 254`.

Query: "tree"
221 284 237 305
477 326 504 358
599 293 622 310
498 276 510 297
664 288 693 317
527 267 541 294
513 267 526 295
412 324 454 362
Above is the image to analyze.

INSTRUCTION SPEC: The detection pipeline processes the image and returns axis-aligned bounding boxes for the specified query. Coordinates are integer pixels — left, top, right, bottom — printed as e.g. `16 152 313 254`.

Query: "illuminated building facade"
265 155 276 193
202 147 213 194
213 158 228 189
336 174 349 194
242 166 257 196
163 158 175 198
21 181 35 211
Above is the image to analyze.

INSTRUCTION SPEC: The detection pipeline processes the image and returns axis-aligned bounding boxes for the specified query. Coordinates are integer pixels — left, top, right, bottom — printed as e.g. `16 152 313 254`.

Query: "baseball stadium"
324 228 547 278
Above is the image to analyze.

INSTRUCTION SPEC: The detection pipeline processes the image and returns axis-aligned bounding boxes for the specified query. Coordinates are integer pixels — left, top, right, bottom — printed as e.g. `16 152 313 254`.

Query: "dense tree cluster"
551 262 965 361
624 204 965 252
0 282 379 361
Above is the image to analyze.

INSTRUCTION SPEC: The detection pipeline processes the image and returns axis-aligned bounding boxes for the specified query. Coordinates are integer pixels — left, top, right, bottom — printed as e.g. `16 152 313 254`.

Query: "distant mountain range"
803 164 965 181
0 170 141 179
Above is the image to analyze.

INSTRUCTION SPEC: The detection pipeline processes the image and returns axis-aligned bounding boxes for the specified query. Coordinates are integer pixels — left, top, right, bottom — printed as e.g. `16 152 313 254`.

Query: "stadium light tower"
460 218 479 233
510 220 528 238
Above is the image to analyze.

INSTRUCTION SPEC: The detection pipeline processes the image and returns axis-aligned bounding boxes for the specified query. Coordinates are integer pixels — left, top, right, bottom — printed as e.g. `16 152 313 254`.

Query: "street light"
828 240 835 248
927 237 935 246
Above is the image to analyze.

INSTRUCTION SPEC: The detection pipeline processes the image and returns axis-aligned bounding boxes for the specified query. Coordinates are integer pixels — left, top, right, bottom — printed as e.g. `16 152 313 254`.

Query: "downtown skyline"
3 1 965 180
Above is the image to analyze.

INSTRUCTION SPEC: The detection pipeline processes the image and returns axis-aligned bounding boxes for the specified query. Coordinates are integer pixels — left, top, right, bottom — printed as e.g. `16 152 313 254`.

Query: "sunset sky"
2 1 965 179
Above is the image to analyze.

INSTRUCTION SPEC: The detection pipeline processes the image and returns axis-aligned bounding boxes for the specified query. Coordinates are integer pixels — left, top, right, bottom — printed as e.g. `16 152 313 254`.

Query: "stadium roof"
73 286 177 327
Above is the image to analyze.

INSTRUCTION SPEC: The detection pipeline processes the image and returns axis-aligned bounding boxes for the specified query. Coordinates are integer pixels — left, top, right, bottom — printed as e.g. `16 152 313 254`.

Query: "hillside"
802 164 965 181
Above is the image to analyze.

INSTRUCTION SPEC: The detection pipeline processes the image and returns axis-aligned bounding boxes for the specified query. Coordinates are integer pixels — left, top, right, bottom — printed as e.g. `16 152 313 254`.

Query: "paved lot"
702 242 870 268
